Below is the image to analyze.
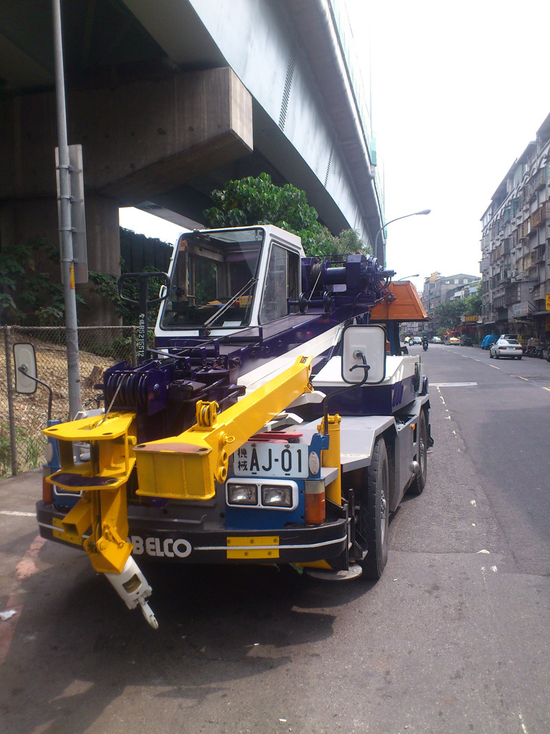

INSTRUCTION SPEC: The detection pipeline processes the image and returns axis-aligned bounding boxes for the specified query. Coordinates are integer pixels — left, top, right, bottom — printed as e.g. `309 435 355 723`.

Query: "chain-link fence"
1 325 140 477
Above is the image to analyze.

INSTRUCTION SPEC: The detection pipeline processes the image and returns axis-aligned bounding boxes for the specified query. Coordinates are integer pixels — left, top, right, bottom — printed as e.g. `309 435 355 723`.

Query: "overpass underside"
0 0 382 325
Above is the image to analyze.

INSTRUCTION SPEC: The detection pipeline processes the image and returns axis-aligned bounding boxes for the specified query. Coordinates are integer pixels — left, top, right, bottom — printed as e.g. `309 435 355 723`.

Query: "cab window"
259 244 299 324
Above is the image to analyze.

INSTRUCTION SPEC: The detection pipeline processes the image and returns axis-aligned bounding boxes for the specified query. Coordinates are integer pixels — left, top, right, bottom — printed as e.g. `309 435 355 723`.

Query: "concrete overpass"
0 0 384 324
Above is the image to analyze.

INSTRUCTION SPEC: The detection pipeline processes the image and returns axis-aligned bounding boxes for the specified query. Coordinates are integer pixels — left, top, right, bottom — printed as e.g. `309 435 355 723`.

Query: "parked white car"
489 337 523 360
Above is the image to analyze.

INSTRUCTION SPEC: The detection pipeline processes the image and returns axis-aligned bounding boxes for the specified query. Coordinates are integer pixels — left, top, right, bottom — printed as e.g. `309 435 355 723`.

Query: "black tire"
358 438 389 580
409 409 428 496
489 351 493 358
518 356 522 360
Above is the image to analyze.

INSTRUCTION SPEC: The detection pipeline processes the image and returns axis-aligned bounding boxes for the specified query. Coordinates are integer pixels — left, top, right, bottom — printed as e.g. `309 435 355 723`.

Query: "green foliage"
88 270 125 319
310 227 371 259
204 172 319 235
0 423 45 477
0 424 11 476
0 237 76 325
463 283 482 316
204 173 371 257
434 300 467 330
88 265 165 326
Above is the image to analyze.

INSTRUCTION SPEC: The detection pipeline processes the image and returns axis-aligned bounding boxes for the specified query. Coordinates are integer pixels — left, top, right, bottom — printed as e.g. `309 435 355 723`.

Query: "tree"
203 173 370 257
434 300 466 331
463 283 482 316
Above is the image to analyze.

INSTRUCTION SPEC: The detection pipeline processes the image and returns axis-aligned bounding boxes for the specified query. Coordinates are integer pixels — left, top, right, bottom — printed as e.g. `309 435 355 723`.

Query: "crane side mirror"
13 342 38 394
341 324 386 384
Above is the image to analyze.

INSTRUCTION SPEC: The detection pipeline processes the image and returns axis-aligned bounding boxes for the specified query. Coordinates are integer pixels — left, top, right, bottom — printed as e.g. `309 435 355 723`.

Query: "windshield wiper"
204 277 258 328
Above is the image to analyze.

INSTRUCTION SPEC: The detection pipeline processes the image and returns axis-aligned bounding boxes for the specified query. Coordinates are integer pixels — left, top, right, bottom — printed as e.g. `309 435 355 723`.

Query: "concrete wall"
0 68 253 324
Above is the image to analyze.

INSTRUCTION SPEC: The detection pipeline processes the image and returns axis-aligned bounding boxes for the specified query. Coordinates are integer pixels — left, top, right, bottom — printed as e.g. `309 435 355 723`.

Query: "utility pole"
52 0 81 418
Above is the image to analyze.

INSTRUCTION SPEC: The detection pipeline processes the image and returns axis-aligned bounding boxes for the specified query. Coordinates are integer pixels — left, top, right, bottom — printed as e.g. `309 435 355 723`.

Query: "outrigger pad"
52 472 118 489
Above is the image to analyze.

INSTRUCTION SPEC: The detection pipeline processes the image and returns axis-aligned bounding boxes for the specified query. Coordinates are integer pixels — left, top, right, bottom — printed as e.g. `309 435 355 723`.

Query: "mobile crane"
32 225 431 628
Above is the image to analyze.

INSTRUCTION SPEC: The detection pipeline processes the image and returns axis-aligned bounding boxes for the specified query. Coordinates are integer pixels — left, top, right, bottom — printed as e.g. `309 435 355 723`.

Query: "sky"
120 0 550 295
348 0 550 291
119 207 186 244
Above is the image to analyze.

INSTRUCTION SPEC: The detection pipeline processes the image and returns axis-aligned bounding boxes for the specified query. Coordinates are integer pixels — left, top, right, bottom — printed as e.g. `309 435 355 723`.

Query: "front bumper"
36 501 348 566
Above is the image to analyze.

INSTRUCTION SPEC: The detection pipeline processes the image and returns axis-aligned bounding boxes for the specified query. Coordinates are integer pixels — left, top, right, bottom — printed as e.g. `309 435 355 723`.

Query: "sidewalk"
0 469 42 514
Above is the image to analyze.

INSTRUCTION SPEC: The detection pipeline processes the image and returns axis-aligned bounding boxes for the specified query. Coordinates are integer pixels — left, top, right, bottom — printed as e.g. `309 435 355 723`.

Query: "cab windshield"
160 229 264 329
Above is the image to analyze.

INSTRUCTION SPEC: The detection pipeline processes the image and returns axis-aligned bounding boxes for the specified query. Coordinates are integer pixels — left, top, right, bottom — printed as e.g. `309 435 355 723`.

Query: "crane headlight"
227 483 258 506
261 484 293 508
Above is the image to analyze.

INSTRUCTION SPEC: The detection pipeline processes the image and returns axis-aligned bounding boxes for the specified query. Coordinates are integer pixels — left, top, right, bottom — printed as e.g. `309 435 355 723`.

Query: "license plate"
234 442 307 478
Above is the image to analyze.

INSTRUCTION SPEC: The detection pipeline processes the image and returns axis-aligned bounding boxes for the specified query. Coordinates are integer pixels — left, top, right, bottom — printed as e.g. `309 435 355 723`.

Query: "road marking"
430 382 477 388
490 365 500 369
0 510 35 517
544 387 550 393
518 376 529 381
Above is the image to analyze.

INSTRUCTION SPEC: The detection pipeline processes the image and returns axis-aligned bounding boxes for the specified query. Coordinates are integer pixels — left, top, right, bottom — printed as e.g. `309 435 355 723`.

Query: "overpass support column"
0 195 120 326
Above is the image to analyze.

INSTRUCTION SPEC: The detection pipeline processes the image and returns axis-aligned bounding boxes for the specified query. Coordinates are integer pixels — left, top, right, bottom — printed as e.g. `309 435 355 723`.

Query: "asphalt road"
0 345 549 734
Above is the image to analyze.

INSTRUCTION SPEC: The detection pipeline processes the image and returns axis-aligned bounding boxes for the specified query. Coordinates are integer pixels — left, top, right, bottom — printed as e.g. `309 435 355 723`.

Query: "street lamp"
396 273 419 281
373 209 431 266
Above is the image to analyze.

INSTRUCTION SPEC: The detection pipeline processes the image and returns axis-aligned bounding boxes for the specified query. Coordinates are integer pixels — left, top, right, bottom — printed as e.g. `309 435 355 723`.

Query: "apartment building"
480 113 550 341
422 273 481 320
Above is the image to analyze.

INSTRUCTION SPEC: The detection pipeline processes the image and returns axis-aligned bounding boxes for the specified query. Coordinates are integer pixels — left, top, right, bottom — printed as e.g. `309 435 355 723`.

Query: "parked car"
447 336 460 345
480 335 498 350
460 336 473 347
489 337 523 360
430 336 442 344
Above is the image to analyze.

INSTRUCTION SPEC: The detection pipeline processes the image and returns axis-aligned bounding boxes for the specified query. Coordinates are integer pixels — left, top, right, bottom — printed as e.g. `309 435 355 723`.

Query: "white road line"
430 382 478 388
0 510 35 517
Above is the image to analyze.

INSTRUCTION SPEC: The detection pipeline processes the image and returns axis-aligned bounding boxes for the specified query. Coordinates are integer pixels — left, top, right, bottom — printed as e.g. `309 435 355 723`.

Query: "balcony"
511 302 532 318
533 167 548 191
490 243 505 263
530 203 547 229
533 244 546 263
505 284 520 306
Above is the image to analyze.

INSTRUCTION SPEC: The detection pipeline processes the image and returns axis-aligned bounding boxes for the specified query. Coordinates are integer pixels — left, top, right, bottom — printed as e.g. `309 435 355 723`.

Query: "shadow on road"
0 545 376 732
